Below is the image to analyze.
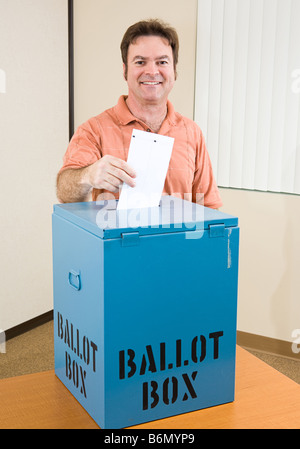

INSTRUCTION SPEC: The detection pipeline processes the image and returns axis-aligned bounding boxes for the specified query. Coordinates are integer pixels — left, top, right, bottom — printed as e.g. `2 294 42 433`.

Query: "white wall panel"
194 0 212 139
206 0 224 181
230 0 250 189
254 0 277 191
217 0 237 187
195 0 300 195
241 0 263 190
267 0 291 192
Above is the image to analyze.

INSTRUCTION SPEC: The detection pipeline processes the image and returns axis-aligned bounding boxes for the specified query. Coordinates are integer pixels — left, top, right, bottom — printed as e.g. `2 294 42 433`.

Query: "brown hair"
121 19 179 79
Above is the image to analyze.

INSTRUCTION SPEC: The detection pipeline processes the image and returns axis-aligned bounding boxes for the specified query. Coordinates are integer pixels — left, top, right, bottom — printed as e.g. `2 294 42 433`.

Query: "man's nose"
145 61 159 76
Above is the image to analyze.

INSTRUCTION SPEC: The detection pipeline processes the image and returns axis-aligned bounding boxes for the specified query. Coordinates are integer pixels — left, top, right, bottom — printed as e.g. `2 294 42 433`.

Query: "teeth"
141 82 160 85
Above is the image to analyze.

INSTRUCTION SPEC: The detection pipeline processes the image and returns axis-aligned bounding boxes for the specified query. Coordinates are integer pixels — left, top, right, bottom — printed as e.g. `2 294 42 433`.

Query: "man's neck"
125 97 168 133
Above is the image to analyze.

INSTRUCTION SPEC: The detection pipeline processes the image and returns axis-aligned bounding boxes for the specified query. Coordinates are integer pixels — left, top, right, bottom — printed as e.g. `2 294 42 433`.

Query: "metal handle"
68 270 81 291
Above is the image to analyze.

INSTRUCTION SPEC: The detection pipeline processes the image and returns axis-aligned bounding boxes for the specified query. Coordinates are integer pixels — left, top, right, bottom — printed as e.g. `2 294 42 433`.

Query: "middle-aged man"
56 19 222 209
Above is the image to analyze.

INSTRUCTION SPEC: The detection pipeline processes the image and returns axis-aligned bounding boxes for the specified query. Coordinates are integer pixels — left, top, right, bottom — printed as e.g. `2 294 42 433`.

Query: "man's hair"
121 19 179 79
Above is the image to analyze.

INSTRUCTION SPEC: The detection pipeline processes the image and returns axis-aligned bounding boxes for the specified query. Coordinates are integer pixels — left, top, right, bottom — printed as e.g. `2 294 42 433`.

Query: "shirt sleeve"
59 118 101 173
192 128 223 209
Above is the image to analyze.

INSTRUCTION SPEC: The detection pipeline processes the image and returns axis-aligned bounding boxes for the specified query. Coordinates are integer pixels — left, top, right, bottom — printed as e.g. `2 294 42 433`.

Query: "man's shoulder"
93 102 119 123
169 102 201 130
90 96 131 128
172 109 203 137
76 103 119 133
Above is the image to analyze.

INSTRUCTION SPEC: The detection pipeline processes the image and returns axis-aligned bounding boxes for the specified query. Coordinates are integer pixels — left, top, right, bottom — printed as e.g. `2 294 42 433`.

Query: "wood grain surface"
0 346 299 429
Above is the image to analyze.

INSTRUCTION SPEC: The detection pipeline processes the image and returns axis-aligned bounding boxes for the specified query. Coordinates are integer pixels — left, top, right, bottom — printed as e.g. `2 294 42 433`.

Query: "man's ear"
123 63 127 81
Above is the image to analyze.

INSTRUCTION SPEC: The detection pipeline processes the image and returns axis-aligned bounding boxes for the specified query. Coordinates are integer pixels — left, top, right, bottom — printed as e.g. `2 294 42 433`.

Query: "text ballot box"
52 196 239 429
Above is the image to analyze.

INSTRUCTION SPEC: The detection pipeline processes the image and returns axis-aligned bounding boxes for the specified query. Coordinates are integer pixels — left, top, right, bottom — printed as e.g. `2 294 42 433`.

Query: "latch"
209 223 225 238
121 232 140 247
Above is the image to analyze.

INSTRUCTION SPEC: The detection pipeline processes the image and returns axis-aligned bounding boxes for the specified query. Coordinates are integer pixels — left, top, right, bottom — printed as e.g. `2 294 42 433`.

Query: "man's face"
124 35 176 107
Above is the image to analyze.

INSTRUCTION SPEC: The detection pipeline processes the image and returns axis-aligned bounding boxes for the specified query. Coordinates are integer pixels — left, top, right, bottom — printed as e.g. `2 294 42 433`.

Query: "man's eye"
135 61 144 65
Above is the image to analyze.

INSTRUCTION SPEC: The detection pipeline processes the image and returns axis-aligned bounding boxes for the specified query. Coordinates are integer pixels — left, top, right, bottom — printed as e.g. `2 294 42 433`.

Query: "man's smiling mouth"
140 81 162 85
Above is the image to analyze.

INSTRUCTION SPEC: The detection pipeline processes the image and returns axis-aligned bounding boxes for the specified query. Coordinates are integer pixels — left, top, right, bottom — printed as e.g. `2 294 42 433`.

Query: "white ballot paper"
117 129 174 210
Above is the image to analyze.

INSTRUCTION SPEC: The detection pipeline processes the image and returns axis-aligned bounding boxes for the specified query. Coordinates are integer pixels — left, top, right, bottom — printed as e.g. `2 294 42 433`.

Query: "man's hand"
83 155 136 193
56 155 136 203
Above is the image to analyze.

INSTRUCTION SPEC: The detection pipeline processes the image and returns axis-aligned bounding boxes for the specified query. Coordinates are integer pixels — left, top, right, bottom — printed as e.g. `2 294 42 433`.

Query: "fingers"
88 155 136 193
107 163 136 188
110 157 136 180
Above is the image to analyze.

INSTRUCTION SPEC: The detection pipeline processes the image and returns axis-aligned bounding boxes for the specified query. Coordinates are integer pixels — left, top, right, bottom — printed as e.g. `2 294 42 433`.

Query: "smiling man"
56 19 222 209
124 34 175 128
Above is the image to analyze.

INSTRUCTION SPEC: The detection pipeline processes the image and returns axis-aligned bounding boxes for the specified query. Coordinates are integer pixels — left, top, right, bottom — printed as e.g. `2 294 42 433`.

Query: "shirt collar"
114 95 135 125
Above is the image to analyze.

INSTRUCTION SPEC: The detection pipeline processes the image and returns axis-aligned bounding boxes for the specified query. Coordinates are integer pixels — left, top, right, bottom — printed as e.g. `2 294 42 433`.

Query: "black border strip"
5 311 54 341
68 0 74 140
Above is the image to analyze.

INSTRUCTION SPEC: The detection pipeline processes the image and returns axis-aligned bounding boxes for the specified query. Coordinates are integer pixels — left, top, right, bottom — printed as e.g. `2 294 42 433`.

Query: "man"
56 19 222 209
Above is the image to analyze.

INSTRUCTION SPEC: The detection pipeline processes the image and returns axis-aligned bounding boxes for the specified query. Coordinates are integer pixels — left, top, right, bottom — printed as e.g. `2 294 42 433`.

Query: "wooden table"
0 346 299 429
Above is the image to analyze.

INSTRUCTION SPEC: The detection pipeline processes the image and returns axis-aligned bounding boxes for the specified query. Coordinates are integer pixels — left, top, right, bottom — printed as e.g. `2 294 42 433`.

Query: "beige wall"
73 0 300 347
0 0 69 331
220 188 300 344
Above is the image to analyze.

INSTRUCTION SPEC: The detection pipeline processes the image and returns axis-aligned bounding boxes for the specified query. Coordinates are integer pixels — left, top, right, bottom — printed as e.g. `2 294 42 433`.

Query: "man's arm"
56 155 136 203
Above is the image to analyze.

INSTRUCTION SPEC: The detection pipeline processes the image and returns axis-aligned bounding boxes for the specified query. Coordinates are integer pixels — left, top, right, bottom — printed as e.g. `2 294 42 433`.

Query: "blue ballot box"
52 196 239 428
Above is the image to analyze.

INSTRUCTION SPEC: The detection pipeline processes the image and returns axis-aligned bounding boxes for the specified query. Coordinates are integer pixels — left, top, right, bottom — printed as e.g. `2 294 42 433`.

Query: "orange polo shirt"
60 96 222 208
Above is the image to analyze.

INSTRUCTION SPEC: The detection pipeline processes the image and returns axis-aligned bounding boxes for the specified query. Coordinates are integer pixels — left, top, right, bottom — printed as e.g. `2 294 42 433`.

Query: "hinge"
121 231 140 247
209 223 225 238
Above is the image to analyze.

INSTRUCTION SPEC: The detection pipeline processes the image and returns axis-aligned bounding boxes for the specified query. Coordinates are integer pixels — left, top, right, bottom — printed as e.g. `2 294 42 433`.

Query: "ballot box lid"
53 196 238 239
